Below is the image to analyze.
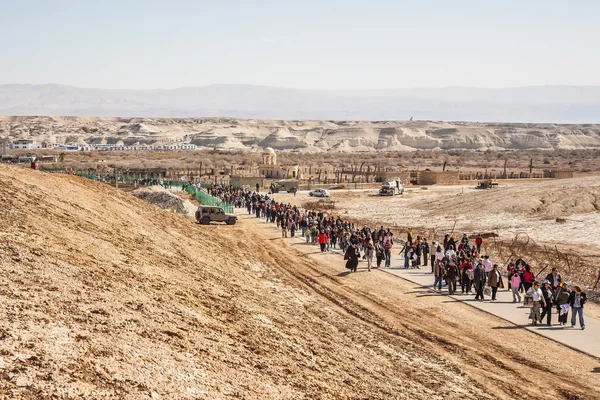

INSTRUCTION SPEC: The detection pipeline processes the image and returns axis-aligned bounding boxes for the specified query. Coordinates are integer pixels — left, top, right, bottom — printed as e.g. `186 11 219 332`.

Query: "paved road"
380 262 600 359
239 212 600 359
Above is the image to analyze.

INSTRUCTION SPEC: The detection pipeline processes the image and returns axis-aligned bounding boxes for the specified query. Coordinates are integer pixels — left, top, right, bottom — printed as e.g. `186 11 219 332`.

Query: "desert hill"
2 116 600 152
1 165 600 398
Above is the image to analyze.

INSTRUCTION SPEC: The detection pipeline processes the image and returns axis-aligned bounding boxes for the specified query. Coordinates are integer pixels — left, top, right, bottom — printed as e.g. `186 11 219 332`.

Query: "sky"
1 0 599 90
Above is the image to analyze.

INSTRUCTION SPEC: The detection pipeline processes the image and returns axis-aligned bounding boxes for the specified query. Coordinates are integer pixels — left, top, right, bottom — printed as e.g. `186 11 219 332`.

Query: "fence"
74 171 187 188
183 184 234 214
72 170 233 212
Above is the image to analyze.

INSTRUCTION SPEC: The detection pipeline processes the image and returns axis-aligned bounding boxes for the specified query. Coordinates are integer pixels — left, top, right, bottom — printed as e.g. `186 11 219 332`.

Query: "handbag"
523 295 534 308
466 269 474 280
483 286 492 297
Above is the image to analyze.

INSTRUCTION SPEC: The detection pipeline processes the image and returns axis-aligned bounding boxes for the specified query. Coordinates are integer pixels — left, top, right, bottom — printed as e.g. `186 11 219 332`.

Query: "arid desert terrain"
2 116 600 152
1 162 600 399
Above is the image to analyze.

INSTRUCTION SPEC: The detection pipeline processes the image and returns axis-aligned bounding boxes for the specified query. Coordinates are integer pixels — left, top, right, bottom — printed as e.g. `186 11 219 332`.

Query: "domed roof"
263 147 276 155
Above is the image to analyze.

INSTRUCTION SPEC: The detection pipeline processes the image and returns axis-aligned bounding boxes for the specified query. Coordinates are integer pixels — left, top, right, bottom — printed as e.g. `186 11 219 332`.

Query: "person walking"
510 273 522 303
375 240 384 269
317 230 328 252
363 239 374 272
433 260 444 292
434 245 444 273
446 260 459 295
430 242 436 272
422 239 430 267
545 268 562 292
540 280 554 326
522 264 535 292
461 261 474 294
568 286 587 330
527 281 545 326
475 234 483 253
383 235 393 268
555 282 570 326
473 263 487 301
487 264 504 301
344 243 360 273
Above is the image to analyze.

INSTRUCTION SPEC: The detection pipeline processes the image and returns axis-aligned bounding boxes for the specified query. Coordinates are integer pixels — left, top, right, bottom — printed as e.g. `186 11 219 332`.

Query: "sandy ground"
237 213 600 399
1 164 599 399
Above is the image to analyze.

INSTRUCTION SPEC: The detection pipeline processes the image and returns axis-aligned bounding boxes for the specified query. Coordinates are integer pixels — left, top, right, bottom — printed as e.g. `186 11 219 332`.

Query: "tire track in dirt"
243 216 600 400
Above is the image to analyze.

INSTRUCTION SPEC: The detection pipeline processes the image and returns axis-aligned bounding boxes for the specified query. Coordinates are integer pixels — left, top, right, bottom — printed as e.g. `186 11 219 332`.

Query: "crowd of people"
205 184 589 331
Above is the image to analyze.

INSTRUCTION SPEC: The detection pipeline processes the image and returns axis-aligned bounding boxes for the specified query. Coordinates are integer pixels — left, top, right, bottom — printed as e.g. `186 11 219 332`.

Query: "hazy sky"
1 0 598 90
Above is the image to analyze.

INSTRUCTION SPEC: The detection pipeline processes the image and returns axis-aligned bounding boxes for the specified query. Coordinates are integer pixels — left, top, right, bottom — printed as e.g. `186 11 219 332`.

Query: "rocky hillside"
1 116 600 152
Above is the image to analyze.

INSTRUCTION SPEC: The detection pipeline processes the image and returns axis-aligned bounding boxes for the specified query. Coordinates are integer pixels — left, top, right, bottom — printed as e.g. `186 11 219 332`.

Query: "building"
258 147 303 179
230 176 267 189
544 168 574 179
416 171 460 185
10 139 43 150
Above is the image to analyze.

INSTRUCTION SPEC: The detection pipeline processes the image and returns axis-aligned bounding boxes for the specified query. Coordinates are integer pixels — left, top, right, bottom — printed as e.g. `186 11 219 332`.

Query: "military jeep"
195 206 237 225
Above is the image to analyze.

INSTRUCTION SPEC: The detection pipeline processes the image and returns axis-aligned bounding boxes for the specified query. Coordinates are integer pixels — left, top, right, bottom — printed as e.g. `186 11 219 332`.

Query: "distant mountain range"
0 84 599 123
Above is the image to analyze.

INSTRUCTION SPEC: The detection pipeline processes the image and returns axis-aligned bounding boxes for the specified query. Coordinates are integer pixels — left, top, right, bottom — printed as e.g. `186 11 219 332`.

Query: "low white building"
10 139 43 150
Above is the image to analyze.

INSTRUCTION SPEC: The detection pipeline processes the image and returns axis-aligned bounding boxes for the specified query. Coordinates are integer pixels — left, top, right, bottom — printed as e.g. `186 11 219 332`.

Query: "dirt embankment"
132 186 196 215
0 164 599 399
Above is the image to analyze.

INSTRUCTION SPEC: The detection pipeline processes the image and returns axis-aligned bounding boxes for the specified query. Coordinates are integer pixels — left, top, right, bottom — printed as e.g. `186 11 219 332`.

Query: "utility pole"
529 158 533 174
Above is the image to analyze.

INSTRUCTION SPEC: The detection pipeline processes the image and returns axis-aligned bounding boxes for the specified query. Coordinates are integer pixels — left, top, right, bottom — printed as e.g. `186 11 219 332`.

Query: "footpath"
382 262 600 360
239 212 600 360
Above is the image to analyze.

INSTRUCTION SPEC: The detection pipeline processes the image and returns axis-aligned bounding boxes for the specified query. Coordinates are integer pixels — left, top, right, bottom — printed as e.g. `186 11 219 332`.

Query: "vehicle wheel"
309 193 313 197
228 218 236 225
201 216 211 225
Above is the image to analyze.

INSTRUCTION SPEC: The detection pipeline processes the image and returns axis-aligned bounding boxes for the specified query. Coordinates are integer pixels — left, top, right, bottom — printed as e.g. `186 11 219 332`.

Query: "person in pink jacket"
511 273 522 303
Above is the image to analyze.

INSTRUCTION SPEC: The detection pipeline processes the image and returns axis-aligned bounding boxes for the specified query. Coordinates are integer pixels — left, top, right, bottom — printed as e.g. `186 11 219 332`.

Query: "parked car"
309 189 330 197
195 206 237 225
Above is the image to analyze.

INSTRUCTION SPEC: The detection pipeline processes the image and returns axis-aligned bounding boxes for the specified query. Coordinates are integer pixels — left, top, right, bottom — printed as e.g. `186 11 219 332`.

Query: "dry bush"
329 183 347 190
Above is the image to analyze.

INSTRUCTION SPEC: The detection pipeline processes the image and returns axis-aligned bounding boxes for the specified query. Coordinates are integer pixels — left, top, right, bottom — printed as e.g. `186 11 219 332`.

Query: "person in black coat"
539 280 554 325
445 260 459 295
473 264 487 301
344 243 360 273
545 268 562 291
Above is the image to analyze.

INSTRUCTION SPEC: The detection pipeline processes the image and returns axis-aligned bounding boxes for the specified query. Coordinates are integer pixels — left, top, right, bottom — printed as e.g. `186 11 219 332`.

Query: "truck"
269 179 299 194
379 179 405 196
195 206 237 225
476 179 499 190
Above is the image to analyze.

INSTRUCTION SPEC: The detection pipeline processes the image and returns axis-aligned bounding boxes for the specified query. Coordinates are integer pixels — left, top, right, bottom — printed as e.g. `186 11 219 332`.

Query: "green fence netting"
183 183 234 213
74 171 233 213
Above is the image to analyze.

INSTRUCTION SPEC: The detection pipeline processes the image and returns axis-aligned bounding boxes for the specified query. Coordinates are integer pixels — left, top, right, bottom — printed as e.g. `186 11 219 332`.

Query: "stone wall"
377 171 410 184
417 171 460 185
545 169 574 179
230 176 267 189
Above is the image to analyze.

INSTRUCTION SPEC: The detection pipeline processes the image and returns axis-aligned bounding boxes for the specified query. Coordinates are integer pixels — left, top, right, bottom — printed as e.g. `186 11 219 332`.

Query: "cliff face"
1 116 600 152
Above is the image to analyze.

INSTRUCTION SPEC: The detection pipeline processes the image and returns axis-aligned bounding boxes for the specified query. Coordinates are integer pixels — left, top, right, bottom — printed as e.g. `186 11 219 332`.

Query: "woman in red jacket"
318 230 328 253
522 264 536 292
